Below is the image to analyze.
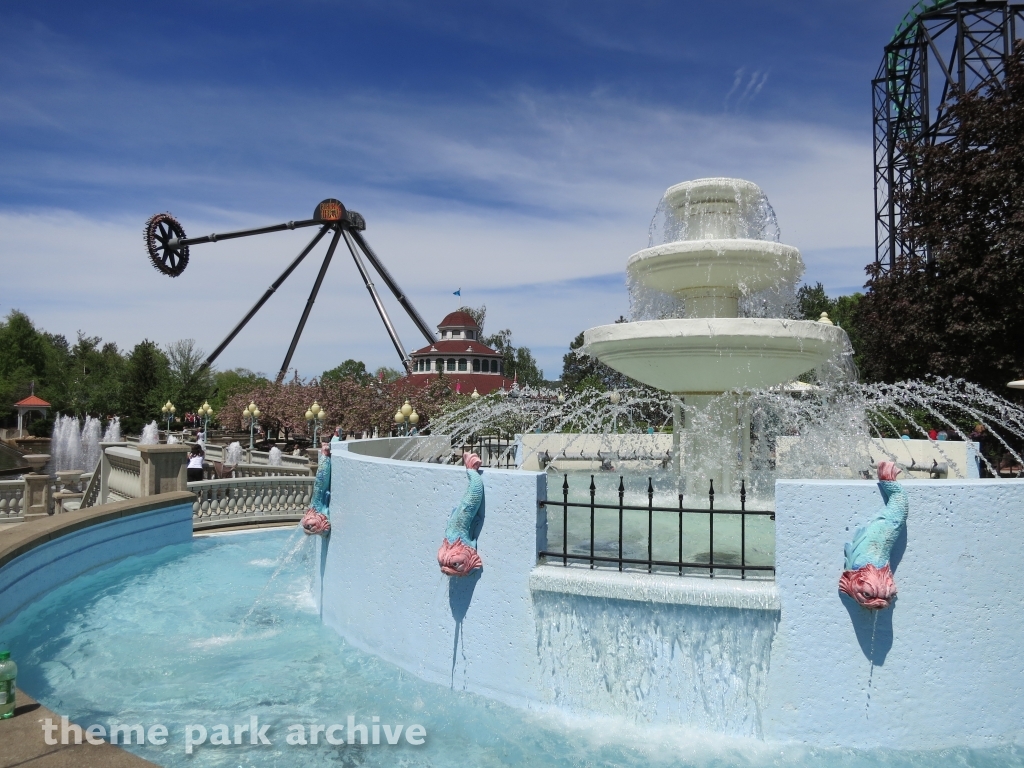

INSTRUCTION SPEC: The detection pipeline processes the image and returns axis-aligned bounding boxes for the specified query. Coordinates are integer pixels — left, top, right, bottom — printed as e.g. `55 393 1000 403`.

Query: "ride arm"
348 230 437 345
197 225 332 374
168 218 322 250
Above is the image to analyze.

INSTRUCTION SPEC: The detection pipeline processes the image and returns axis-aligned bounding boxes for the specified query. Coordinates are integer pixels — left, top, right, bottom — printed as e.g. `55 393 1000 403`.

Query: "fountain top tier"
631 178 802 319
585 177 848 395
662 177 773 242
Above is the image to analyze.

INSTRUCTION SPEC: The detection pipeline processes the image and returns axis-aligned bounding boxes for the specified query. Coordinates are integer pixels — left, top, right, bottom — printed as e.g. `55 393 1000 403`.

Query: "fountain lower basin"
584 317 848 394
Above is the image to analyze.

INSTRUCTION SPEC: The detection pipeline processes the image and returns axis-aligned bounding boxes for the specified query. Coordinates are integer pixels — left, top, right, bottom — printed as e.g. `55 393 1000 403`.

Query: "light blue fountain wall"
319 441 781 738
765 479 1024 749
0 497 194 626
317 441 548 709
319 442 1024 748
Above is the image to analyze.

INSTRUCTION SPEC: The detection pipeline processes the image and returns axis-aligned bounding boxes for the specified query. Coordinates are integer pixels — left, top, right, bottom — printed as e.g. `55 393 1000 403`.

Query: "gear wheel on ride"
145 213 189 277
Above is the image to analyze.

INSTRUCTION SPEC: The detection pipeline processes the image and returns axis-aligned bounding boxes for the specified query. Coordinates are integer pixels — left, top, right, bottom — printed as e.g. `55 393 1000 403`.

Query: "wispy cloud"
725 68 770 110
724 68 746 106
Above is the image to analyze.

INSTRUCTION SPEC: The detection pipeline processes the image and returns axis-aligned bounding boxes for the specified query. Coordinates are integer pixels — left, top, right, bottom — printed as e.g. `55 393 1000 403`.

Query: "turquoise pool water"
0 528 1021 767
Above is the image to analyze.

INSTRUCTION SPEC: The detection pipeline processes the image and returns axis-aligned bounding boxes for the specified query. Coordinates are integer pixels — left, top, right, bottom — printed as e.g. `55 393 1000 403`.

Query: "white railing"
249 449 311 470
228 464 311 478
104 447 143 502
1 442 312 529
124 438 311 472
200 443 311 471
189 476 313 529
0 480 23 521
0 473 95 521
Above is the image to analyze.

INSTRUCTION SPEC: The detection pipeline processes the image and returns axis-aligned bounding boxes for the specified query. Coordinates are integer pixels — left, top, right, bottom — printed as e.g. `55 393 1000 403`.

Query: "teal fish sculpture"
437 452 484 576
839 461 907 609
301 443 331 537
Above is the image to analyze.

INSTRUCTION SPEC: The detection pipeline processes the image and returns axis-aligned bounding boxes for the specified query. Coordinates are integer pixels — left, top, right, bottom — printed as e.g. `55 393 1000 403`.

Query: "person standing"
187 444 205 482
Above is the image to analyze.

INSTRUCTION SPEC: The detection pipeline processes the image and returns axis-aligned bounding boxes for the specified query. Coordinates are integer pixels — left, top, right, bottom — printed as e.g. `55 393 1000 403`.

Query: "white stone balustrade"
0 473 95 521
229 464 311 478
0 481 24 521
125 437 311 471
102 447 143 502
189 476 313 529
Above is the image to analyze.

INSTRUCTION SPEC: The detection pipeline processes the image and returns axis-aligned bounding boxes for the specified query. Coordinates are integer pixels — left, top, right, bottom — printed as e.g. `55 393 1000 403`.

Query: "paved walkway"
0 689 156 768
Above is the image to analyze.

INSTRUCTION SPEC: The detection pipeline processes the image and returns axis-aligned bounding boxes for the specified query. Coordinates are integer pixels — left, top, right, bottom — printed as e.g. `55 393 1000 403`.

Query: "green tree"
374 366 404 384
795 284 866 375
209 368 267 417
510 347 543 387
121 340 170 433
481 328 544 387
321 359 371 385
796 282 833 321
0 310 49 418
166 339 213 411
831 293 865 372
454 304 486 335
560 318 636 391
857 41 1024 391
561 332 602 391
45 333 127 417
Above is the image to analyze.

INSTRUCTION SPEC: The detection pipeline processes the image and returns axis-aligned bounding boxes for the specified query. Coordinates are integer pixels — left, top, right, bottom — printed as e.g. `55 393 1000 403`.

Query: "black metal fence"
538 475 775 579
456 434 516 468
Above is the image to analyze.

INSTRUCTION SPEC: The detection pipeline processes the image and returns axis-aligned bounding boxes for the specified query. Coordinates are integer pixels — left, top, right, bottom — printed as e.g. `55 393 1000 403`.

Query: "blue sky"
0 1 911 380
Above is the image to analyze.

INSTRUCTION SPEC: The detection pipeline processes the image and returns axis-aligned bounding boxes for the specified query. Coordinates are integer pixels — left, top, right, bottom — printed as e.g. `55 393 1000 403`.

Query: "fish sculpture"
437 453 484 576
301 443 332 537
839 461 907 610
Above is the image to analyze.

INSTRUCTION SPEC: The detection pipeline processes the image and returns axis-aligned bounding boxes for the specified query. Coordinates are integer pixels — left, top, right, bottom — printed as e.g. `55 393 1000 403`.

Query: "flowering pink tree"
220 372 460 439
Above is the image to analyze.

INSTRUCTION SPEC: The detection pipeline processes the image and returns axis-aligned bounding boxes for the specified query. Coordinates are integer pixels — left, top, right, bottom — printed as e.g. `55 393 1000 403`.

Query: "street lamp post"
199 401 214 442
161 400 176 433
393 399 419 436
305 401 327 446
243 401 260 450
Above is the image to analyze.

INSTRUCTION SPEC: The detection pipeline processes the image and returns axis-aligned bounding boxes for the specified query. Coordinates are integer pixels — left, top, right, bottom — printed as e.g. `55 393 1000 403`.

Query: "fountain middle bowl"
583 318 848 394
627 239 802 301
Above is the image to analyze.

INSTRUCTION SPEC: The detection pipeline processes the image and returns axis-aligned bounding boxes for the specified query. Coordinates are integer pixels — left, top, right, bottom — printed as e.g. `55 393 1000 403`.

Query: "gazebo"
13 394 51 438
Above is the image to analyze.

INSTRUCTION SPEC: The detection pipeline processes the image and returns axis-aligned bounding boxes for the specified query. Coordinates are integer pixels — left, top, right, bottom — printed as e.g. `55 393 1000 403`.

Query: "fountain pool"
1 527 1021 767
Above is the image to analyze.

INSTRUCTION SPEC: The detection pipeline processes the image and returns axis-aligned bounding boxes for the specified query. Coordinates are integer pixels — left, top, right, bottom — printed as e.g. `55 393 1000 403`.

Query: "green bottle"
0 651 16 719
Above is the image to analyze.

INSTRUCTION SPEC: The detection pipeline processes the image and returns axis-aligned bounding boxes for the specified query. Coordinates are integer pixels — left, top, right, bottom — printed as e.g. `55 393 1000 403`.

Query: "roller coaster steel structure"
873 0 1024 273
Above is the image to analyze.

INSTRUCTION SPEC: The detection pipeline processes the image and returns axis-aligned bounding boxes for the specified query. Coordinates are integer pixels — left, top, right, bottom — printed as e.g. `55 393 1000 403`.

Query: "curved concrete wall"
0 492 195 626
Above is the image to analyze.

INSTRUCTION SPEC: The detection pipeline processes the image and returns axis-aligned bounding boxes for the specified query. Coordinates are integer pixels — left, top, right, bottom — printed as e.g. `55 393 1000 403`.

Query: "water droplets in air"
139 421 160 445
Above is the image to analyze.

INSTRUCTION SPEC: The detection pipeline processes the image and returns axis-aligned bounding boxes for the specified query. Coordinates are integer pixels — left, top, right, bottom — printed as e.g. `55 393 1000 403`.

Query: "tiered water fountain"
584 178 850 500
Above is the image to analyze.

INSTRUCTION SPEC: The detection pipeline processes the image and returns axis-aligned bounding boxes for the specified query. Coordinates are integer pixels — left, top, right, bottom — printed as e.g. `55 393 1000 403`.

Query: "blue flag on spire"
453 288 461 296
